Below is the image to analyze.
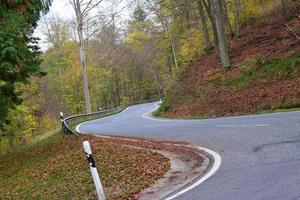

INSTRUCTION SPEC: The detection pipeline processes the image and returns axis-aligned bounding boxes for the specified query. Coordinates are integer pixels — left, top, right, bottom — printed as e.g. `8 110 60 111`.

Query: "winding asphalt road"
78 102 300 200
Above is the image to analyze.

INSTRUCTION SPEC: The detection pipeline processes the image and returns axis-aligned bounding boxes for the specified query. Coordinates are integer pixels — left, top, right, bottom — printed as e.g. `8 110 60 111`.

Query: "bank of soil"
95 135 209 200
162 3 300 119
0 132 210 200
0 133 170 200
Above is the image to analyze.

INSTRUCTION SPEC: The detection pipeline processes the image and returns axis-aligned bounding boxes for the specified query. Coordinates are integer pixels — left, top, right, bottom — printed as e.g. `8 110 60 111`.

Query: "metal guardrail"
60 99 160 135
60 106 124 135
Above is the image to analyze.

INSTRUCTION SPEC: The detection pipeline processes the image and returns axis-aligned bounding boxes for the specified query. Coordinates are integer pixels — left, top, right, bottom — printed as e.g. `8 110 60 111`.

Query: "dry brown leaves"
0 134 170 200
164 3 300 118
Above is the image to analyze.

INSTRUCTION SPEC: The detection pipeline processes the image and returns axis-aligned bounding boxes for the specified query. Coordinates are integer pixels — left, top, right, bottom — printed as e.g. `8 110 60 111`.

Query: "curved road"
78 102 300 200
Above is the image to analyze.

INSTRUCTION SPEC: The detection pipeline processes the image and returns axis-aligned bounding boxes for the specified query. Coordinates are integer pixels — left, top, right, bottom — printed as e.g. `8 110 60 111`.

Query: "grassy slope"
0 132 170 200
159 3 300 119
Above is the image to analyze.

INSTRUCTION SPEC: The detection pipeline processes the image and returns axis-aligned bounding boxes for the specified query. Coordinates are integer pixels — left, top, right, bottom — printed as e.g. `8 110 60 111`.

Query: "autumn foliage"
161 4 300 118
0 133 170 200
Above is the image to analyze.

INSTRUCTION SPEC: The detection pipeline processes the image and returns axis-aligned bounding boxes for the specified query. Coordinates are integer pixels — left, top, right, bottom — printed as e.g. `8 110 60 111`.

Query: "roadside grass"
156 4 300 119
155 54 300 118
0 132 170 200
152 99 170 117
227 54 300 89
255 99 300 114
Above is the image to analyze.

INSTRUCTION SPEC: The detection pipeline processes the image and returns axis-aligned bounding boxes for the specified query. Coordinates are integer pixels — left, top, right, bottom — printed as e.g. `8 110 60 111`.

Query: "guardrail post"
61 99 158 135
60 112 65 133
83 141 106 200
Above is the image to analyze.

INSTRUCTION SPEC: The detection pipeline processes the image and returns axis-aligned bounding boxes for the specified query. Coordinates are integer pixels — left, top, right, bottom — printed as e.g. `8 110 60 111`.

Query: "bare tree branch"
286 23 300 40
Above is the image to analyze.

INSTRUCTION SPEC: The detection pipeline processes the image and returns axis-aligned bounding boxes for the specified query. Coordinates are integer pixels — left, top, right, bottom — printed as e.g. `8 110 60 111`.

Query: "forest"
0 0 299 153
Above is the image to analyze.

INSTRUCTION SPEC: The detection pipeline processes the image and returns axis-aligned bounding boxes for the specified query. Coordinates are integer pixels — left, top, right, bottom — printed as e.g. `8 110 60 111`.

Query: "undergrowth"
153 99 170 117
228 54 300 89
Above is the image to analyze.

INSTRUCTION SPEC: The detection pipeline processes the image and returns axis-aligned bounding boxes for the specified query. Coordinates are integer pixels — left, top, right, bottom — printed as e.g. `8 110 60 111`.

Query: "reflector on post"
83 141 106 200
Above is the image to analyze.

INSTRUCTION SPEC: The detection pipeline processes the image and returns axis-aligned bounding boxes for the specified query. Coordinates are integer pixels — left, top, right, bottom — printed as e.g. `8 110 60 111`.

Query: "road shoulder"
91 134 221 200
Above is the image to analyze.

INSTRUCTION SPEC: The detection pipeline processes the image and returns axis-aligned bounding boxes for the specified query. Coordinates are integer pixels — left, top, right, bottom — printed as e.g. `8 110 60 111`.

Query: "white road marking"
76 107 130 133
164 146 221 200
143 125 159 128
75 123 83 133
112 117 120 123
93 135 221 200
77 104 222 200
141 105 171 122
216 124 269 127
141 105 271 129
120 107 130 114
252 124 269 127
75 103 300 200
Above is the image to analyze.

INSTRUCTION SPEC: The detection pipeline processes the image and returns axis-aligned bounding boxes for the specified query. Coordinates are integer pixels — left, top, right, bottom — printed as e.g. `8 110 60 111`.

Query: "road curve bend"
77 102 300 200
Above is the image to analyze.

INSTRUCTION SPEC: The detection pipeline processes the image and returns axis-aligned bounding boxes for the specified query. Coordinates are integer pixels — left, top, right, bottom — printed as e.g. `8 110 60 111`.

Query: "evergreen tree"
133 5 147 23
0 0 51 128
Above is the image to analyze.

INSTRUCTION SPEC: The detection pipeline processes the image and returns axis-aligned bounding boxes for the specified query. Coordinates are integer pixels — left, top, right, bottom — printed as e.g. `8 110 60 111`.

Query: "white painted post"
60 112 64 119
83 141 106 200
60 112 65 133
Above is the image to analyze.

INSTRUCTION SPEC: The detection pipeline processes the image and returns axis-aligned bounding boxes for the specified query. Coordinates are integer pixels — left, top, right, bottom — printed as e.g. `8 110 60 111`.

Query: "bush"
153 99 170 116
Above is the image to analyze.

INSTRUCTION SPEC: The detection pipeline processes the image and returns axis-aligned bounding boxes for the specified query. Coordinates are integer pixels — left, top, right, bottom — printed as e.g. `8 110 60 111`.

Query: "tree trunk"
168 55 173 76
234 0 241 37
241 0 246 17
8 135 14 153
203 0 218 46
76 0 91 114
221 0 234 36
114 69 121 106
281 0 289 18
165 21 179 72
183 0 191 28
156 14 178 73
154 66 163 100
78 24 92 113
197 0 212 49
58 53 65 112
95 67 101 110
213 0 231 68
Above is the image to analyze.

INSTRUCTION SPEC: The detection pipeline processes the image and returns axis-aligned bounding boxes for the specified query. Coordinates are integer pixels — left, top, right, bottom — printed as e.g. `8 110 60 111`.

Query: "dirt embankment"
0 133 209 200
95 135 209 200
163 3 300 118
0 134 169 200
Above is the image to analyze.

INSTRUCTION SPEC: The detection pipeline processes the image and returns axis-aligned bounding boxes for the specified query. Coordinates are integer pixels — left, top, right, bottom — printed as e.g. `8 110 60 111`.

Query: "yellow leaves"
239 0 279 24
179 28 204 65
4 105 38 138
125 29 151 50
39 114 58 132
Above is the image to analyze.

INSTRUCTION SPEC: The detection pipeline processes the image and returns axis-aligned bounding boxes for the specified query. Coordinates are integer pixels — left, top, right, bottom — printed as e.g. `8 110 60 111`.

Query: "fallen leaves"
163 4 300 119
0 133 170 200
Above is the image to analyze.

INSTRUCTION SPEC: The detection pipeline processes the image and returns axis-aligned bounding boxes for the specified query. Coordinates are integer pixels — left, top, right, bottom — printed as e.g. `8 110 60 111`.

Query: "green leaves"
125 29 151 50
0 62 13 72
0 0 51 128
133 5 147 22
2 47 18 60
12 0 23 5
